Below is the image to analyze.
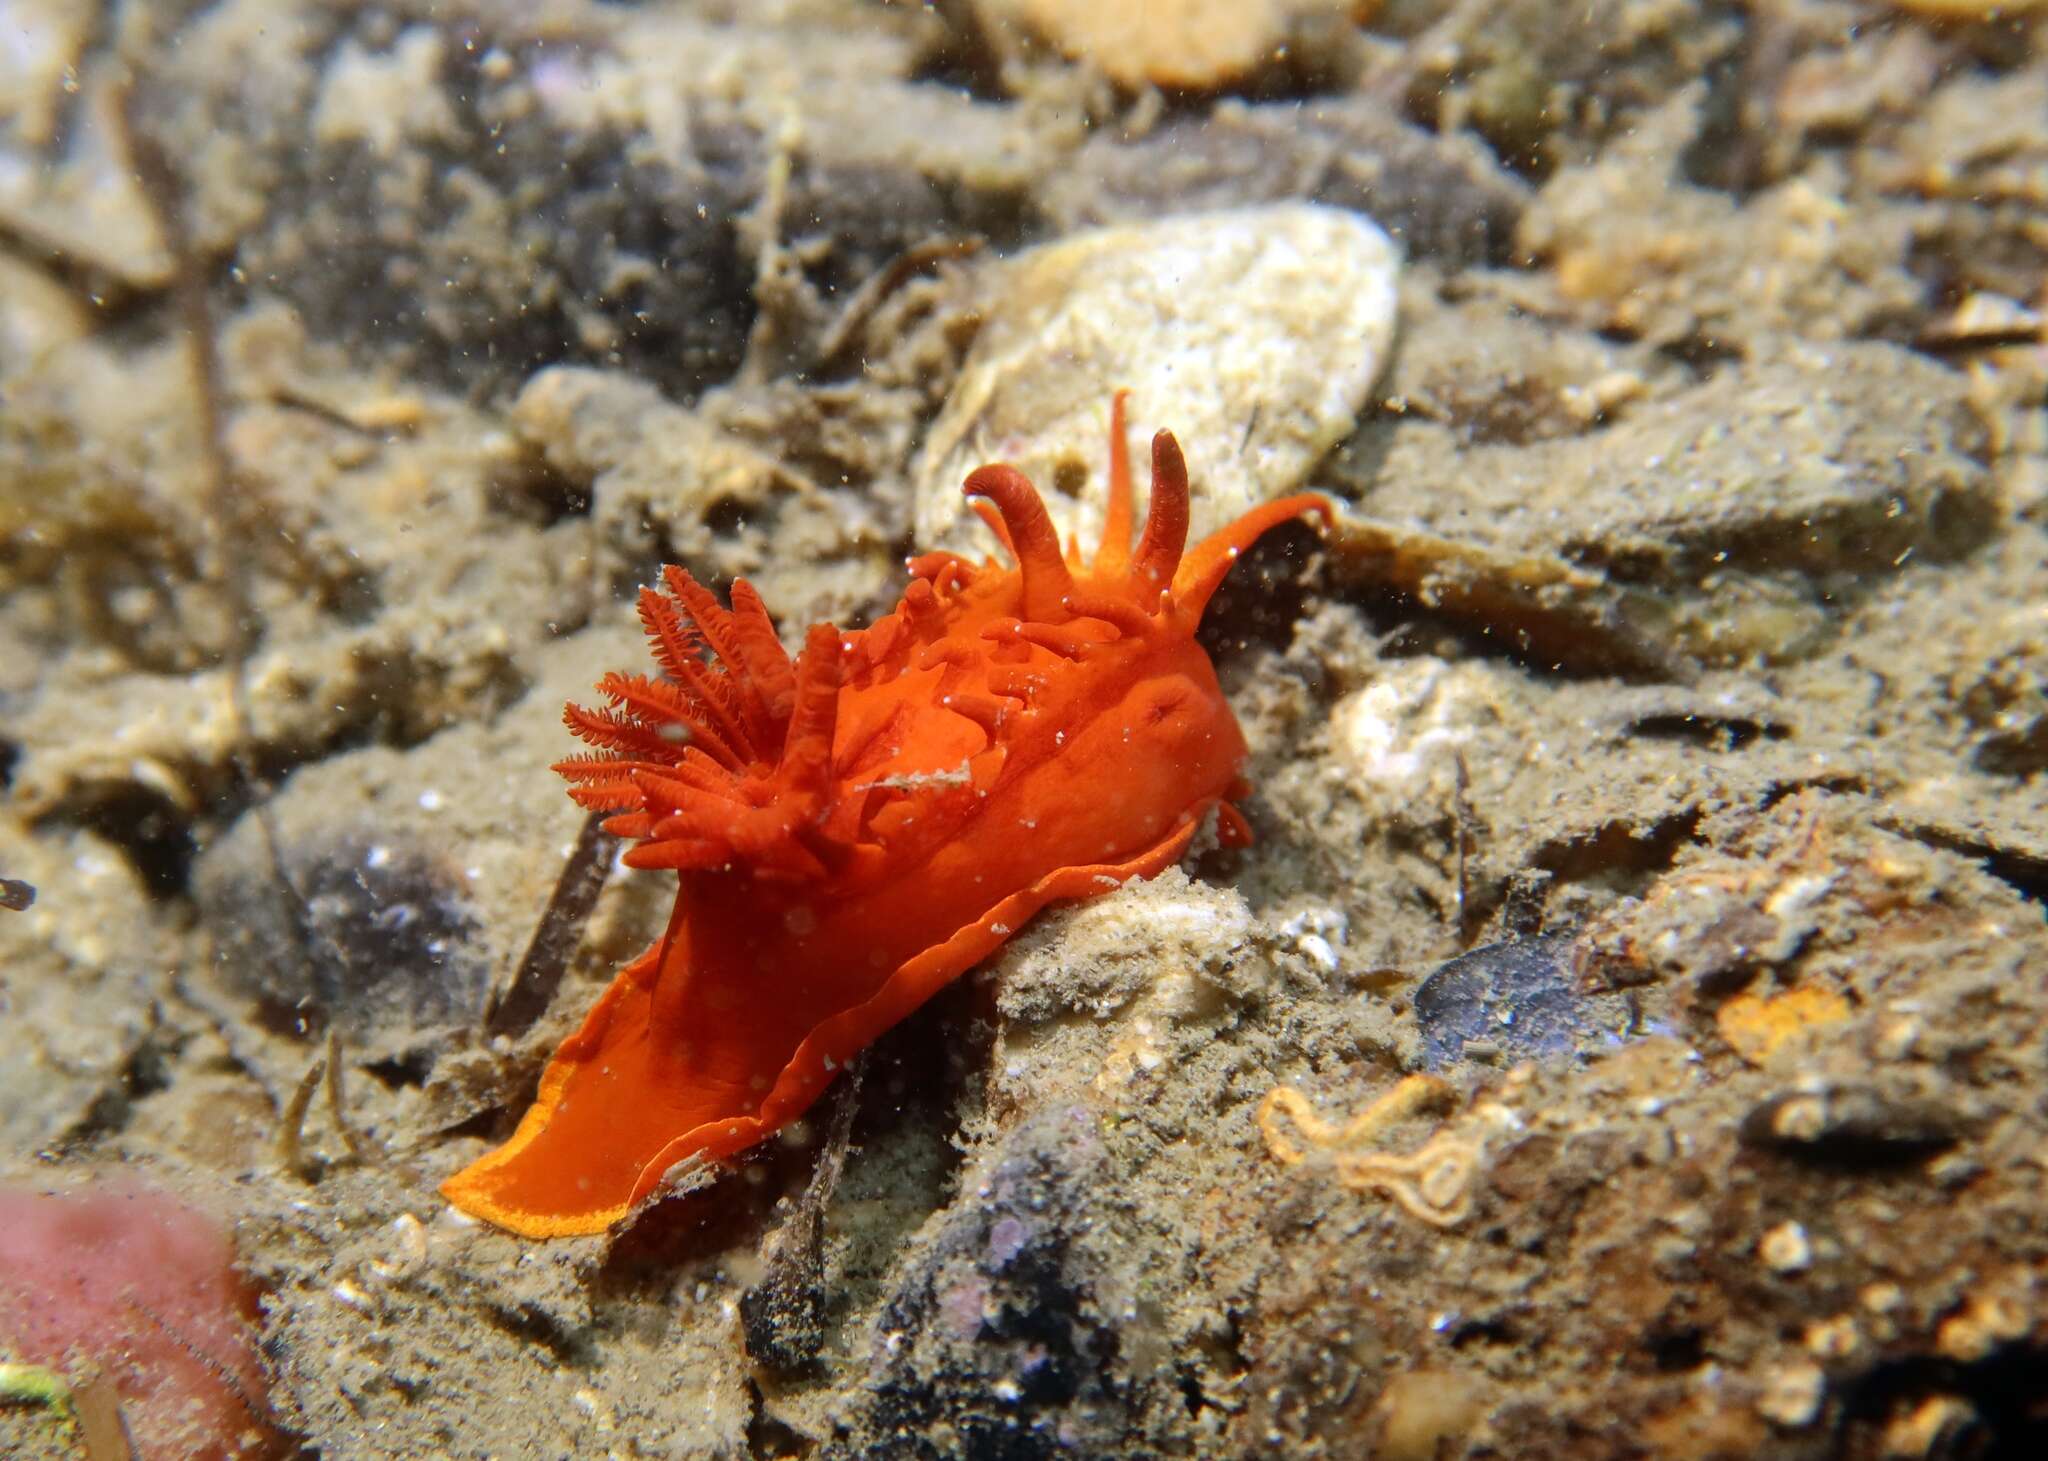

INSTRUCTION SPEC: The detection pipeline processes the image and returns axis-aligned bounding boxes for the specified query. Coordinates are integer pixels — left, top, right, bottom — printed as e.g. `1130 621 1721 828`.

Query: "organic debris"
1258 1074 1486 1227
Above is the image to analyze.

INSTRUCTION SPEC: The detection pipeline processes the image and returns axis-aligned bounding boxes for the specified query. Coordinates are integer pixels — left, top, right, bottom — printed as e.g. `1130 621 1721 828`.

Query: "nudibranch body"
442 395 1330 1237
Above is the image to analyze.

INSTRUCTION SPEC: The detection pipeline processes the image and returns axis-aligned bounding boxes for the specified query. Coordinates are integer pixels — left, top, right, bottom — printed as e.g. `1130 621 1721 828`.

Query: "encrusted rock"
0 823 166 1155
1043 96 1529 267
510 366 900 615
1350 339 1996 664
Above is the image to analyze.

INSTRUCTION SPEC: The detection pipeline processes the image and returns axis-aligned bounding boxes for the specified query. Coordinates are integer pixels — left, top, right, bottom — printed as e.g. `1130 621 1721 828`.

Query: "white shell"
914 202 1400 555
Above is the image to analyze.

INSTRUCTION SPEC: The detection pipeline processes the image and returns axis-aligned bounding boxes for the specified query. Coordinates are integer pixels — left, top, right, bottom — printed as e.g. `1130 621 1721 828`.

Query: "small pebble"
1880 1396 1977 1459
1935 1290 2030 1363
1759 1220 1813 1274
1413 935 1630 1070
1804 1315 1862 1362
1756 1360 1825 1428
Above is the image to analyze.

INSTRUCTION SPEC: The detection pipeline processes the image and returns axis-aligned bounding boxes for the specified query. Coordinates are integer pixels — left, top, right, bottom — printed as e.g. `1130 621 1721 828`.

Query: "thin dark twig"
485 809 621 1037
117 93 231 564
119 76 346 1007
40 0 115 162
814 234 983 372
275 1055 325 1180
1361 0 1495 108
324 1029 374 1161
739 1052 865 1372
809 1050 864 1209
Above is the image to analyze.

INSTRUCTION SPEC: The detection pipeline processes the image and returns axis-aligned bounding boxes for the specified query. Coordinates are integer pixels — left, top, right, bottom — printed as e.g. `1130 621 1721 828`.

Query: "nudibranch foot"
439 813 1207 1237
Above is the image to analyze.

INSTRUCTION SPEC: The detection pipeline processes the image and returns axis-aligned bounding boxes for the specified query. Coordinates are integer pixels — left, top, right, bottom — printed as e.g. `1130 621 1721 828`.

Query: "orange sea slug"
441 395 1330 1237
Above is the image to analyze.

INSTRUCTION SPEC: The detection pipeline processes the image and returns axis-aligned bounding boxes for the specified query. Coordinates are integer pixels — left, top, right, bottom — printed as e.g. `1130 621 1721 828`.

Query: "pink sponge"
0 1178 280 1458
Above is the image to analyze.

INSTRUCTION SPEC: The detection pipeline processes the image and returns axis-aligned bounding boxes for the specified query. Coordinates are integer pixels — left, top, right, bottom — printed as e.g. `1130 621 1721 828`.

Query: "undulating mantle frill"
441 395 1331 1237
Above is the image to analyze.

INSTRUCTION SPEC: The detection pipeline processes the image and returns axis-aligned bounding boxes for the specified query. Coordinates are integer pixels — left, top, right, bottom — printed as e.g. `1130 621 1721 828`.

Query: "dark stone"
1740 1082 1966 1169
831 1106 1134 1460
39 780 198 901
1414 934 1630 1070
196 825 489 1044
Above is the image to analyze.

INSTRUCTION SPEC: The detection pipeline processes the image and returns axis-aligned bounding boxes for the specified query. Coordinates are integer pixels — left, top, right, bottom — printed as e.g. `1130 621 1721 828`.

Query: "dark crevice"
56 1019 186 1150
1646 1326 1707 1372
1339 597 1685 686
746 1387 814 1461
40 781 199 900
1448 1316 1518 1350
1529 808 1704 894
0 223 171 326
1739 1089 1965 1170
1841 1343 2048 1459
902 17 1008 107
474 1300 594 1368
1653 331 1746 377
703 494 754 540
1982 850 2048 908
362 1049 437 1089
1758 774 1870 812
1201 522 1329 668
1896 825 2048 909
1677 11 1797 201
594 1152 789 1285
1319 520 1691 685
436 1100 520 1145
482 446 592 527
1919 325 2048 360
1625 713 1789 751
1973 720 2048 781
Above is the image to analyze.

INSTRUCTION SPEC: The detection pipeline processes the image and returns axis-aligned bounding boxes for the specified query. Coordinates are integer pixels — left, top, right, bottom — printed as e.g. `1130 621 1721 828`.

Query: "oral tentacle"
1095 388 1137 579
1131 429 1190 595
963 462 1078 623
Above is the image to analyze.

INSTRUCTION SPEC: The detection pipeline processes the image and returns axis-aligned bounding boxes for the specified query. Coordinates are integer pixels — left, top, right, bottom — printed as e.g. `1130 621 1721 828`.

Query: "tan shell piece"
976 0 1357 90
914 203 1399 554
